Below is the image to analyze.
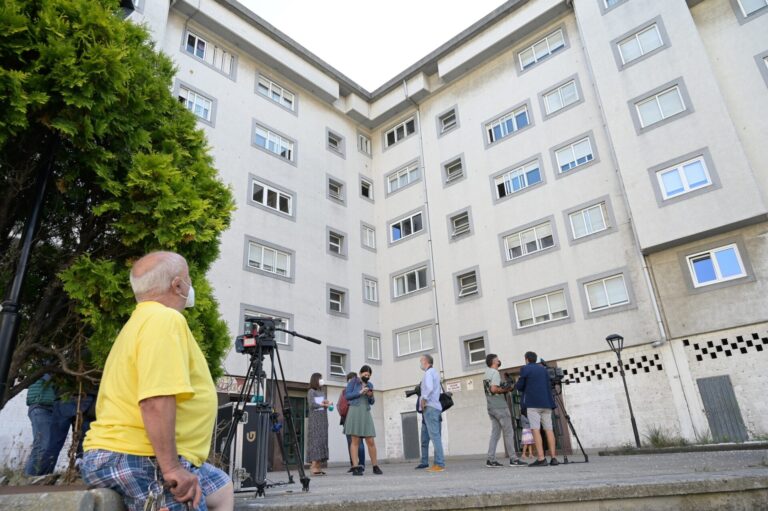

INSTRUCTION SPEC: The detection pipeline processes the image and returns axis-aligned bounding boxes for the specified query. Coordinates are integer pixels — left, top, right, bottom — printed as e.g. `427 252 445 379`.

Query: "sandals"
311 471 326 476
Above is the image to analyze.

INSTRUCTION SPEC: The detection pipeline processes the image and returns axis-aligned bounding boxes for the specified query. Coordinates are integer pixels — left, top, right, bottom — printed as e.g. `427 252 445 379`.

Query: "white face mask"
319 379 325 387
179 279 195 309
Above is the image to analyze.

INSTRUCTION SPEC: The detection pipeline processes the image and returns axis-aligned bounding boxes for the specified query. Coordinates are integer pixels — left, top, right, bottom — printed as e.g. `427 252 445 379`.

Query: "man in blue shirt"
514 351 559 467
418 354 445 472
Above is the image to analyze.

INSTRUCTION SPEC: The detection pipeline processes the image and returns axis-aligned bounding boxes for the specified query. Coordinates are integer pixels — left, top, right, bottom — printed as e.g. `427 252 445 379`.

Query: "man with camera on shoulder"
483 354 526 468
514 351 559 467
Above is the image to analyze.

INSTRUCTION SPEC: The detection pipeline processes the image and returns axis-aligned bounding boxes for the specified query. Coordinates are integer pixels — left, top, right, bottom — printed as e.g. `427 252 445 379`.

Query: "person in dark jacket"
24 376 56 476
514 351 559 467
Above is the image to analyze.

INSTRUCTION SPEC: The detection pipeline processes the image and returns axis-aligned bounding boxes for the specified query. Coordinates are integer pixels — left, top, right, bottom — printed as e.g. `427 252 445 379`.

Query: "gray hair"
130 252 187 299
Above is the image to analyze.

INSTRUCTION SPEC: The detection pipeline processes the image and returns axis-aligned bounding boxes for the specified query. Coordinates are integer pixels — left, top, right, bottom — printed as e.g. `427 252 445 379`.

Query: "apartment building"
119 0 768 463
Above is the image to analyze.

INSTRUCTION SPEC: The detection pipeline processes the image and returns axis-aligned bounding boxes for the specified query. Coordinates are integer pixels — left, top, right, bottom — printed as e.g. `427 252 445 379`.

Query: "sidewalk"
234 450 768 510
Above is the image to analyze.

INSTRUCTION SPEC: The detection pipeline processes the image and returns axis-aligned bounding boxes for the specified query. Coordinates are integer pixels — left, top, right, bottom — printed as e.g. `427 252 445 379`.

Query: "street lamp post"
606 334 641 448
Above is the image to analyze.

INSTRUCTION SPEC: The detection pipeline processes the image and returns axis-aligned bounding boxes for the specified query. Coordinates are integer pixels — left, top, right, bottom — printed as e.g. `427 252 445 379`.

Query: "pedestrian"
80 251 233 510
417 354 445 473
344 365 382 476
483 354 526 468
514 351 559 467
40 388 96 474
24 376 56 476
520 408 535 462
307 373 330 476
338 372 365 471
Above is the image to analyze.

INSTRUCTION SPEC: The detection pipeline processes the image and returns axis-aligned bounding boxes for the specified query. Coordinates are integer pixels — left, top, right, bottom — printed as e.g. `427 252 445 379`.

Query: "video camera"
235 318 277 354
500 372 516 390
404 384 421 398
541 360 565 387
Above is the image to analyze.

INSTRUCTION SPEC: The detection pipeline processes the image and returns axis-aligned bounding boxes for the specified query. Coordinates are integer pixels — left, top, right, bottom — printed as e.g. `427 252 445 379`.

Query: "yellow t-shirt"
84 301 217 467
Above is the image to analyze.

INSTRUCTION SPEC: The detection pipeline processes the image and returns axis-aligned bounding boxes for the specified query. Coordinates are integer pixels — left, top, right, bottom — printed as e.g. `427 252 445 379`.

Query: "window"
328 178 344 202
604 0 621 6
514 290 568 328
585 275 629 311
635 86 685 128
367 335 381 361
247 242 291 277
256 75 295 111
329 351 346 377
518 29 565 70
494 161 542 199
185 32 207 59
656 156 712 200
486 106 530 144
618 24 663 65
544 81 579 115
363 278 378 303
450 212 471 238
396 325 433 356
251 179 292 215
457 271 478 298
178 86 212 122
328 231 344 255
362 224 376 250
244 312 289 345
253 124 294 162
361 179 373 200
329 289 345 313
738 0 768 17
327 129 344 155
439 109 458 133
390 212 423 242
555 138 594 173
393 267 428 298
385 117 416 147
444 158 464 183
387 162 420 193
504 222 554 260
687 244 746 287
465 337 486 365
569 203 608 239
358 133 372 156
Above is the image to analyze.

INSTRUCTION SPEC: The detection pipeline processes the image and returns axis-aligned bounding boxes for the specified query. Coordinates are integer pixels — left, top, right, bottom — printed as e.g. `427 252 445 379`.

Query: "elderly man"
418 354 445 472
81 251 233 511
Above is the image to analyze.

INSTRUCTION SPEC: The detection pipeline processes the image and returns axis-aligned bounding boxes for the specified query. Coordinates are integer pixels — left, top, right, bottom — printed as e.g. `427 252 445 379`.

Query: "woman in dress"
307 373 330 475
343 365 382 476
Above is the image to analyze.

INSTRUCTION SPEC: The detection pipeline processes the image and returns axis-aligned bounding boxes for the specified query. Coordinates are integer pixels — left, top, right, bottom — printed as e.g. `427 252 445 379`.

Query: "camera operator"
483 354 525 468
514 351 559 467
418 354 445 472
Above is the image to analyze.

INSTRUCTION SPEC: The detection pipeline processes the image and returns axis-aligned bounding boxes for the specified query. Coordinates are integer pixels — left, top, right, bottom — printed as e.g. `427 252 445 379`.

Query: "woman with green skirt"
343 365 382 476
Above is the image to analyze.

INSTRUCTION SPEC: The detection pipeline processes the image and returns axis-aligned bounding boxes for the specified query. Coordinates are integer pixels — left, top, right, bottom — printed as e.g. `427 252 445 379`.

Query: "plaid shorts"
81 450 230 511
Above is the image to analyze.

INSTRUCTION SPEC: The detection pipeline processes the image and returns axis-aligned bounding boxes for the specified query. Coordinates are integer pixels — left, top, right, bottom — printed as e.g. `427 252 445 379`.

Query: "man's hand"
163 465 202 508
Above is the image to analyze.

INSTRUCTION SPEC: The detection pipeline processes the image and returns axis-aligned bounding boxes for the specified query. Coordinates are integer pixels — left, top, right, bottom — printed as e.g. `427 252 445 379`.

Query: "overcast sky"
239 0 508 91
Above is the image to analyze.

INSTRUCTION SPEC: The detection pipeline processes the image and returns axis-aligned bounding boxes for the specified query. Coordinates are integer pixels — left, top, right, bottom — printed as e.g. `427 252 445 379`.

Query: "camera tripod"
551 382 588 463
219 319 321 498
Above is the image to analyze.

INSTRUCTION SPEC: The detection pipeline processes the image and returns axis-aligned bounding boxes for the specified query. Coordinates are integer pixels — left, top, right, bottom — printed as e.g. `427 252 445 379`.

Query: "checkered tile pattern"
683 332 767 362
562 354 663 384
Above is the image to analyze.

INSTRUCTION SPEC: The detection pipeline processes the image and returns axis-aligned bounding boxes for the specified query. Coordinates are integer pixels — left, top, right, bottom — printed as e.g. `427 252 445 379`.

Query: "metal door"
697 375 748 442
401 411 420 460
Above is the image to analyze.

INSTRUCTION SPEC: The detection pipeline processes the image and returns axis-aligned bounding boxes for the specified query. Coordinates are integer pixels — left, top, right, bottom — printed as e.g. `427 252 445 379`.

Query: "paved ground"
234 450 768 510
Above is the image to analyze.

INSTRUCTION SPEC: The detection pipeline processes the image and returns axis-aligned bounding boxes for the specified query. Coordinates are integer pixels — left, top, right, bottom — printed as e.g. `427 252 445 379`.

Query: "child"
520 407 535 462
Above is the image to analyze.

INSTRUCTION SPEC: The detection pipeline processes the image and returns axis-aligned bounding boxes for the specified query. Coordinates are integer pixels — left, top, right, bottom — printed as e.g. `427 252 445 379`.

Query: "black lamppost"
606 334 641 448
0 0 136 404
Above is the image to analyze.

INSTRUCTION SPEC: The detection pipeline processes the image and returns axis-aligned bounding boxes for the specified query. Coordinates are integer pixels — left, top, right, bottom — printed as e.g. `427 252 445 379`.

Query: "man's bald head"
130 251 188 301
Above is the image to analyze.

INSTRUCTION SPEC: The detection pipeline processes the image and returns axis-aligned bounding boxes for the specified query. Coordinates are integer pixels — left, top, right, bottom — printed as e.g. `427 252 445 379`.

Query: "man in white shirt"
418 354 445 472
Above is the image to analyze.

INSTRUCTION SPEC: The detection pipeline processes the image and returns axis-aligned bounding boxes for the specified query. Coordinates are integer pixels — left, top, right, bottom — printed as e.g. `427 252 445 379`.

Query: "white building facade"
3 0 766 469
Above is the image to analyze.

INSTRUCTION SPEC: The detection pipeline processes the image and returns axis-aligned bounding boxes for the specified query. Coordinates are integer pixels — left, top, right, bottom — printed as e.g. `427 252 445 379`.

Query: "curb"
598 442 768 456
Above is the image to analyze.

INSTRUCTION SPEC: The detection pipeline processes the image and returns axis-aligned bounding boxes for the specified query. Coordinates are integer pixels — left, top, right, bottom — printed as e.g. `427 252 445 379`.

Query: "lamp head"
606 333 624 354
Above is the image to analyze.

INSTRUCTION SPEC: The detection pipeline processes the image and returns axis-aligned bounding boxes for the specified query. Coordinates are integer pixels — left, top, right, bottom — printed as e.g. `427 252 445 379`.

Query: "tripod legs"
554 391 589 463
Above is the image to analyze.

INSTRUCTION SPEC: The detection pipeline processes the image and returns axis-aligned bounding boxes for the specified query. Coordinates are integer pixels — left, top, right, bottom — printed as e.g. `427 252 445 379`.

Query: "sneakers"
485 460 504 468
414 463 429 469
528 459 549 467
509 458 527 467
549 458 560 466
351 466 364 476
426 465 445 473
373 465 383 475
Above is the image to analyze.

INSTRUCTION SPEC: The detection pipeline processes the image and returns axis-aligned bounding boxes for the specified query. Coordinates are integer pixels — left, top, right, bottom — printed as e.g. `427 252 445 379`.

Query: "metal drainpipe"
402 80 447 381
569 3 699 435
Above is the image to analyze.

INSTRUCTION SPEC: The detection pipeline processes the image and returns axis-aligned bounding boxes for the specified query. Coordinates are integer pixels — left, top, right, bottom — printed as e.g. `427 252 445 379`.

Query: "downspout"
402 80 447 382
569 3 699 435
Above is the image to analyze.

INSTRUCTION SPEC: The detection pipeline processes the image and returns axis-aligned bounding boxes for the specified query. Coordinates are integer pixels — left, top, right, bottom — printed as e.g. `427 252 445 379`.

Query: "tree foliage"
0 0 235 405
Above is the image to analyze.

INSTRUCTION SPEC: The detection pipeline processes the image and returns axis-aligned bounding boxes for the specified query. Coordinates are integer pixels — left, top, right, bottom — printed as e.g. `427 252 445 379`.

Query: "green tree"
0 0 235 407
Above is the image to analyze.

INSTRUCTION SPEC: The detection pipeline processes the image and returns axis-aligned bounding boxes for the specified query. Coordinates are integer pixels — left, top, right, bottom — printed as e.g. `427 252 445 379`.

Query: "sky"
239 0 508 92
